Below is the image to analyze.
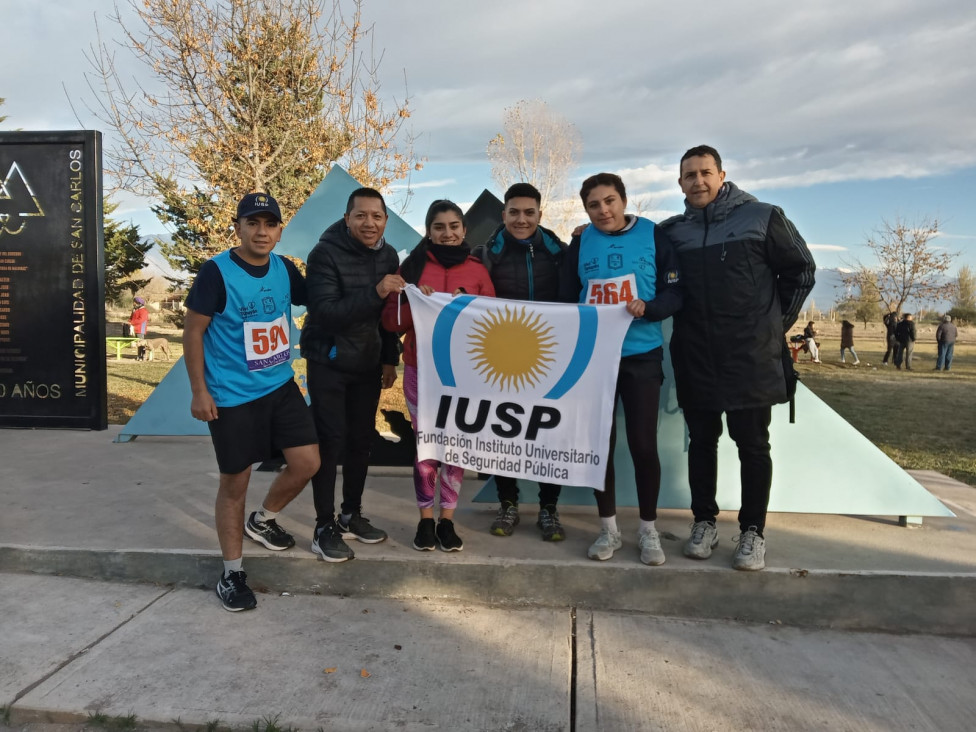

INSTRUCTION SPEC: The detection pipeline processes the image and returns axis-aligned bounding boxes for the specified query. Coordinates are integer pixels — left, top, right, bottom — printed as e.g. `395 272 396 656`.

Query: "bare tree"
840 216 955 317
79 0 418 273
487 99 582 209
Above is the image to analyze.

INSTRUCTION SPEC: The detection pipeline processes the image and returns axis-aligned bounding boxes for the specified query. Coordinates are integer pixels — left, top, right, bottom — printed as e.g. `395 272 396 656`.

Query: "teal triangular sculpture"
116 166 416 443
474 319 953 518
276 166 420 260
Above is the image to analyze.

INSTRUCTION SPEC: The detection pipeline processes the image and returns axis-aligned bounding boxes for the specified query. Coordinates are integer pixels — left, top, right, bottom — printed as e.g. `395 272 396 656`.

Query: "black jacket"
472 224 565 302
659 182 815 411
300 219 401 371
895 319 916 344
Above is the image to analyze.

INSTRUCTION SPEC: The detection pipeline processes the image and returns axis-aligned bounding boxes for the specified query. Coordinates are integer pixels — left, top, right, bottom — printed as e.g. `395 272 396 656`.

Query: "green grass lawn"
793 338 976 487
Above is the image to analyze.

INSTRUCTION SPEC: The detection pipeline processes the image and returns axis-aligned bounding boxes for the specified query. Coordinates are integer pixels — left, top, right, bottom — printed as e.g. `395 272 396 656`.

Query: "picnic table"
106 336 140 360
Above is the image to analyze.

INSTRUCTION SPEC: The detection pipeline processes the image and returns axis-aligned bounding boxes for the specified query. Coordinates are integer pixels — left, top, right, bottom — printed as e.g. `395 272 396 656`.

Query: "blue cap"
235 192 282 222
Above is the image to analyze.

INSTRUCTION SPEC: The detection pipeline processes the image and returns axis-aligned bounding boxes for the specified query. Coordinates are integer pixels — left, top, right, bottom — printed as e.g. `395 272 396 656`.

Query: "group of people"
185 145 816 613
882 311 957 371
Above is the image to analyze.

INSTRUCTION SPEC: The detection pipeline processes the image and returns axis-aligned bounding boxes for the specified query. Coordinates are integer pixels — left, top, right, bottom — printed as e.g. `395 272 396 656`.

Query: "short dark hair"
504 183 541 205
424 199 465 233
346 187 387 215
579 173 626 205
680 145 723 172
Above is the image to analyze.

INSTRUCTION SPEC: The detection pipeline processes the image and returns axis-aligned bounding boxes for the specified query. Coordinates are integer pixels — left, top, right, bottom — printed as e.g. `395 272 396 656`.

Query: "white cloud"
808 244 848 252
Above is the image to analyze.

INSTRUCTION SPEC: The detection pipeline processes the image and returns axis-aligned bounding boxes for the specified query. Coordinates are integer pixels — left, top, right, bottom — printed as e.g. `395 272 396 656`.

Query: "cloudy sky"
4 0 976 282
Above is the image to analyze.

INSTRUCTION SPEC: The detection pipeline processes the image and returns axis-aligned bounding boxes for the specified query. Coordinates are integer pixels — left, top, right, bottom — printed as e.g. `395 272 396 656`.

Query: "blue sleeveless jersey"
205 251 294 407
577 217 663 357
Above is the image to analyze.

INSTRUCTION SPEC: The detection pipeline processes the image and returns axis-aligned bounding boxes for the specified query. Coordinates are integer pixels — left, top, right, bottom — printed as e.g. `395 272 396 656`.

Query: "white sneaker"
853 360 860 365
732 527 766 571
683 520 718 559
587 527 622 561
638 528 665 565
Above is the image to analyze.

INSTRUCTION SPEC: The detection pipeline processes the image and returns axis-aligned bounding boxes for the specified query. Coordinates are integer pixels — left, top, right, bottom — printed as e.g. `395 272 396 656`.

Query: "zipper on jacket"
701 213 721 384
526 243 535 301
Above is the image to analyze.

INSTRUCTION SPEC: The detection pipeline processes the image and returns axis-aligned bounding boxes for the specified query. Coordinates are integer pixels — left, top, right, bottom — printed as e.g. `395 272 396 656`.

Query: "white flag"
404 286 632 489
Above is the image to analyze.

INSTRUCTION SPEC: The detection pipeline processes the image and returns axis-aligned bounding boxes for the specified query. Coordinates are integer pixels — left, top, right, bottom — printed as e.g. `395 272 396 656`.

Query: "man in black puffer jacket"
302 187 406 563
659 145 815 571
472 183 568 542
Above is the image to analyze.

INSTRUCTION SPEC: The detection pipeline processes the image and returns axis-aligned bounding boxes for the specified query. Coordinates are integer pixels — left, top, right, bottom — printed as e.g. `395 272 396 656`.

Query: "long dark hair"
400 200 468 284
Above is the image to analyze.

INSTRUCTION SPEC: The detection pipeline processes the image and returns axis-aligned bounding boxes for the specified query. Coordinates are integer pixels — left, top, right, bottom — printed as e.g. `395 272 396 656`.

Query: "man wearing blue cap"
184 192 320 611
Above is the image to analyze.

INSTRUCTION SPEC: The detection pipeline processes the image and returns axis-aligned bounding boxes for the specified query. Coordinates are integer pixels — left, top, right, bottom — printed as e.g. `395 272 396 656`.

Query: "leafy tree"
83 0 417 275
487 99 582 211
947 265 976 324
951 265 975 310
103 198 152 304
840 216 955 317
0 97 7 126
836 272 883 327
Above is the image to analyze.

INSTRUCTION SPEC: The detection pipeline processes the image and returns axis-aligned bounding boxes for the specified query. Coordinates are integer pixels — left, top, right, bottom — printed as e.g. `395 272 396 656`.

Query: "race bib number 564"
243 313 290 371
586 274 637 305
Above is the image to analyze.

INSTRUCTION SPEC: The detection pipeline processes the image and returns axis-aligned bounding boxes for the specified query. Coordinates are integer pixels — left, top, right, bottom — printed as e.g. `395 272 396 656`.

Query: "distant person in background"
935 315 958 371
894 313 916 370
881 311 898 366
129 297 150 360
803 321 821 363
129 297 149 337
840 320 860 365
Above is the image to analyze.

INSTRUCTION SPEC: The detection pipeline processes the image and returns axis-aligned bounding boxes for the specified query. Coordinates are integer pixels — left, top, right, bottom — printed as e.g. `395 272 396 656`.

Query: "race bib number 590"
243 313 290 371
586 274 638 305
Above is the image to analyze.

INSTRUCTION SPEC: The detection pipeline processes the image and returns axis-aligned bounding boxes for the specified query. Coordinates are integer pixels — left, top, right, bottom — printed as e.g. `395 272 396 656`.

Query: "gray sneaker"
683 520 719 559
587 527 622 561
490 501 520 536
732 527 766 571
638 528 665 565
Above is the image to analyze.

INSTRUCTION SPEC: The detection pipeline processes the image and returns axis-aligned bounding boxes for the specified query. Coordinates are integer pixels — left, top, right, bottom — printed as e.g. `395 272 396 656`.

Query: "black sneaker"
244 512 296 551
436 518 464 552
537 506 565 542
215 570 257 612
490 501 519 536
338 513 388 544
311 521 355 562
413 518 436 551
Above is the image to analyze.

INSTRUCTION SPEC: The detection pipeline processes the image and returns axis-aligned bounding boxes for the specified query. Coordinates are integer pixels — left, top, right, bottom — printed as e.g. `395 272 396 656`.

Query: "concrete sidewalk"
3 426 976 634
4 572 976 731
3 426 976 729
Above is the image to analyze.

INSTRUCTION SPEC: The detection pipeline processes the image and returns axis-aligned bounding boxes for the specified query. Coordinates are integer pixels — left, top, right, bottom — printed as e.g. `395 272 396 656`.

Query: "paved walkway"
2 427 976 729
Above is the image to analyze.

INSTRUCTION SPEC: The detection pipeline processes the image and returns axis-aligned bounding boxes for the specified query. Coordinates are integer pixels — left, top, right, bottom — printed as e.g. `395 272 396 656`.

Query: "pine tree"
104 198 152 304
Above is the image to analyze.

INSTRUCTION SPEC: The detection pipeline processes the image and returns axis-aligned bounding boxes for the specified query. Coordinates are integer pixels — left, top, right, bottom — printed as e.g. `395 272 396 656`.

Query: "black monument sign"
0 131 107 429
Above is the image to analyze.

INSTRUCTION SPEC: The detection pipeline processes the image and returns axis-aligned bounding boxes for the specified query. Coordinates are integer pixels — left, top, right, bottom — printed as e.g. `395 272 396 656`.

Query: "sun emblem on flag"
467 305 557 392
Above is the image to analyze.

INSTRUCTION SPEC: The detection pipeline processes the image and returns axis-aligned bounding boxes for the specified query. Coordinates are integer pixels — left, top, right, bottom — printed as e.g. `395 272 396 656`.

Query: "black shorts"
208 380 318 475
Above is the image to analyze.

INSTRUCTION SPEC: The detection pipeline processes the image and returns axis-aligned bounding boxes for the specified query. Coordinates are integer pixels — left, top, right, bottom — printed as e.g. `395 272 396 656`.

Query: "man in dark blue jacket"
659 146 815 571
